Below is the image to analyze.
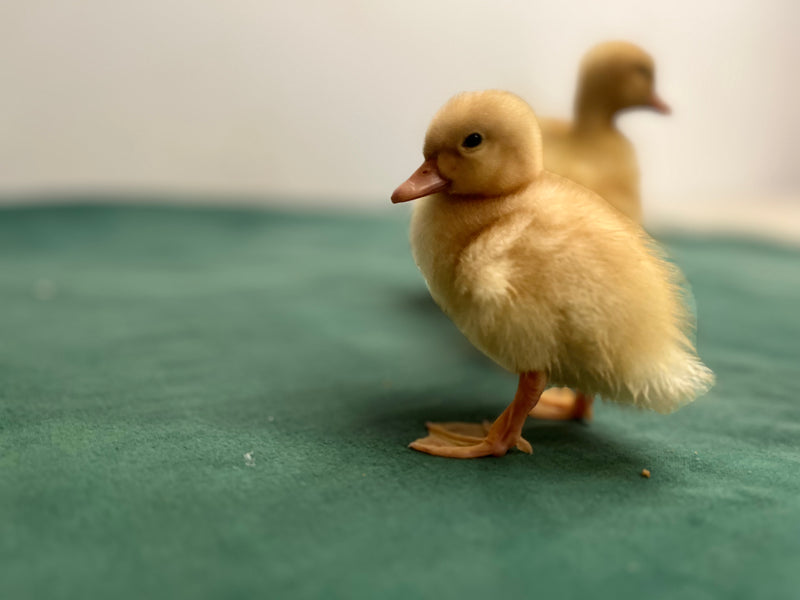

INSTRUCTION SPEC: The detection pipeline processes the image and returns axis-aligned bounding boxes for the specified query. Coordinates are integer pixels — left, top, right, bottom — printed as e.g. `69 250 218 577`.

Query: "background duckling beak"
391 158 450 203
649 93 671 115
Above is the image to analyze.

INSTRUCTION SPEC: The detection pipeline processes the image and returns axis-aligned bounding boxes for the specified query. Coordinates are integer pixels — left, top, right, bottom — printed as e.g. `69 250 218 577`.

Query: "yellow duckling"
541 41 670 223
391 90 713 459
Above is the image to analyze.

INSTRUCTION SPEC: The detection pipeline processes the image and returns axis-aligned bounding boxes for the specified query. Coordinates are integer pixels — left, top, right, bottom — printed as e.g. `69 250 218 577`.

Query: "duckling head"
392 90 543 203
576 41 670 118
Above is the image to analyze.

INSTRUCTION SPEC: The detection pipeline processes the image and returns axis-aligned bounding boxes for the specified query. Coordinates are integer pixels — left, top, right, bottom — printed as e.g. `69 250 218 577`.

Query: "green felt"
1 203 798 600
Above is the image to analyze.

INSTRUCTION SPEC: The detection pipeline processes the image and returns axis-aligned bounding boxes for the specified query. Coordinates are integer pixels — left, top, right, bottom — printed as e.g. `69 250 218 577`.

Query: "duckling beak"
391 158 450 203
649 93 671 115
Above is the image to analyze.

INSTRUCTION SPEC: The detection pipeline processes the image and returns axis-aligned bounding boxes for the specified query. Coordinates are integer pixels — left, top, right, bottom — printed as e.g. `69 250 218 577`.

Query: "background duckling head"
393 90 544 203
576 40 670 120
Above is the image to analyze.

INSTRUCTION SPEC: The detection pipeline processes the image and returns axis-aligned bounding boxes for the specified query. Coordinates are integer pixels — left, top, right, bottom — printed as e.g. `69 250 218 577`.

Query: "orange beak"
391 158 450 203
649 92 671 115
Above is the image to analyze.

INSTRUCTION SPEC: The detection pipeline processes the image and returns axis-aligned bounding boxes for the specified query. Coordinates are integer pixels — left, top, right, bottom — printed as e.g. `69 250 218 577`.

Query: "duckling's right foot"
409 421 532 458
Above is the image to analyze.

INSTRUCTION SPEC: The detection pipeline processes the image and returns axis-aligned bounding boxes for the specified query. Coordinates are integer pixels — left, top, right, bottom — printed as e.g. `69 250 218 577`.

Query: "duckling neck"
573 93 618 134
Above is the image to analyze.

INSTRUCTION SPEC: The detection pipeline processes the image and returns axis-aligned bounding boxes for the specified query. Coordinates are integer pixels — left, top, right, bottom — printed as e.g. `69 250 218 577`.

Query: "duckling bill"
391 90 713 459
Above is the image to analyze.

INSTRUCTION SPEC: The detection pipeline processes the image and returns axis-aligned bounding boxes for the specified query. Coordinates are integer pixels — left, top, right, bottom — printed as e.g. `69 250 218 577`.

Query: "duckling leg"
528 388 594 421
409 371 547 458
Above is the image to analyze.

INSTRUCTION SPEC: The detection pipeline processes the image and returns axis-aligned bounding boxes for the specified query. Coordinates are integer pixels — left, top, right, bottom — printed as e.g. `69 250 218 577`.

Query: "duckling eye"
462 133 483 148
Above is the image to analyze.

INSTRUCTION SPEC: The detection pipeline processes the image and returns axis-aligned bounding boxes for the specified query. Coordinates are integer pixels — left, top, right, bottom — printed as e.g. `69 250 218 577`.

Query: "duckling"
540 41 670 223
391 90 713 459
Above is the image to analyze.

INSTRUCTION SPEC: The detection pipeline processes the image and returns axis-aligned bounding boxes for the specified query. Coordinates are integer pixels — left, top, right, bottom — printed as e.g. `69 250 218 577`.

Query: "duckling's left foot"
529 388 594 421
409 372 546 459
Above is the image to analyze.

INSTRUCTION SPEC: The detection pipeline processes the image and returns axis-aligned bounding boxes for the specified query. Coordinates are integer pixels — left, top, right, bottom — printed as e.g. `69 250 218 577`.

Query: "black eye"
462 132 483 148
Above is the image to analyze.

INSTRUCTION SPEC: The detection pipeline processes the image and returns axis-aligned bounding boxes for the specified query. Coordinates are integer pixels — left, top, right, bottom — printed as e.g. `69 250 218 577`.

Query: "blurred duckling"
541 41 670 223
391 90 712 459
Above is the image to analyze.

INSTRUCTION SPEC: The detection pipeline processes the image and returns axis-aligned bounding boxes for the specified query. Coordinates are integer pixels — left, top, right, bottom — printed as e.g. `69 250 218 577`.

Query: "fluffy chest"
409 194 542 311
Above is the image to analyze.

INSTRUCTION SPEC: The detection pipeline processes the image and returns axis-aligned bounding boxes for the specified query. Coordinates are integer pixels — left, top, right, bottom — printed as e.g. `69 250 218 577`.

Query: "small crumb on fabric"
267 416 275 422
244 451 255 467
640 468 651 478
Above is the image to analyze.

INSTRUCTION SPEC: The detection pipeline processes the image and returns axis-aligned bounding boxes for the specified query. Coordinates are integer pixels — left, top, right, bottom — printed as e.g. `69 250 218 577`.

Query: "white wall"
1 1 798 229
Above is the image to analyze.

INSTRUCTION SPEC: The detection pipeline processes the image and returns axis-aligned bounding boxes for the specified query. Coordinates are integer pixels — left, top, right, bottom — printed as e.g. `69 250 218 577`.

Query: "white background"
1 1 798 236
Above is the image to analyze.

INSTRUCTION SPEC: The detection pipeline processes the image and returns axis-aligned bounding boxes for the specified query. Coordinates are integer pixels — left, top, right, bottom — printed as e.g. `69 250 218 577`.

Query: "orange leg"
409 371 547 458
528 387 594 421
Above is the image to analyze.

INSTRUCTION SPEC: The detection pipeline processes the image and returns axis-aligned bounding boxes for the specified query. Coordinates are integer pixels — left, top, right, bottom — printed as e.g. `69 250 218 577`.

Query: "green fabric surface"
1 203 798 600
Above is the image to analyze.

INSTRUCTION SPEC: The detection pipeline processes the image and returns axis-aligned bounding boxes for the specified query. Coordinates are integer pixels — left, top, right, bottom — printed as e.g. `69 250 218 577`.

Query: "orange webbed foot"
408 372 546 459
409 421 532 458
528 388 594 421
